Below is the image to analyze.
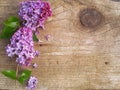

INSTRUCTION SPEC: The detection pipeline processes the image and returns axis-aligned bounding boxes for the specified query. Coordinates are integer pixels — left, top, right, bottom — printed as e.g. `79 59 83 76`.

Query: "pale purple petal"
33 63 38 68
27 76 38 90
45 34 51 41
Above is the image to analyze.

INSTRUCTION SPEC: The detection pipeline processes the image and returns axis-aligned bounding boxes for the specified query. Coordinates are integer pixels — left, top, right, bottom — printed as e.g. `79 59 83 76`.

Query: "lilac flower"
6 27 38 66
45 34 51 41
33 63 38 68
19 0 52 31
27 76 38 90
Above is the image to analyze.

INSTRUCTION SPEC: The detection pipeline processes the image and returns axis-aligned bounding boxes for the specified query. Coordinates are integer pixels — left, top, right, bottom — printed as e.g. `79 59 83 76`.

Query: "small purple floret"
33 63 38 68
45 34 51 41
27 76 38 90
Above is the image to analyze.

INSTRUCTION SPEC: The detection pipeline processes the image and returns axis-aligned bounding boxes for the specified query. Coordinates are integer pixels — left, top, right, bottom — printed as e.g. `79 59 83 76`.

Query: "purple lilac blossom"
19 0 52 32
45 34 51 41
6 27 39 66
33 63 38 68
27 76 38 90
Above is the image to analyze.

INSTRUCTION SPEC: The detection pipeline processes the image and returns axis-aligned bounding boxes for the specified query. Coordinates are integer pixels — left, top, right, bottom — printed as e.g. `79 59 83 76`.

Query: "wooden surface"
0 0 120 90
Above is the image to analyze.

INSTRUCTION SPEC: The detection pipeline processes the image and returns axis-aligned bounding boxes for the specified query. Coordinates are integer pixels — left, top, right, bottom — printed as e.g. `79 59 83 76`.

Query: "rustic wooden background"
0 0 120 90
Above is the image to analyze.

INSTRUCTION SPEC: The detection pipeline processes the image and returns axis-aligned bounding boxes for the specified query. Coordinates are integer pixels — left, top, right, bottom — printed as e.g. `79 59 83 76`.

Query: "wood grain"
0 0 120 90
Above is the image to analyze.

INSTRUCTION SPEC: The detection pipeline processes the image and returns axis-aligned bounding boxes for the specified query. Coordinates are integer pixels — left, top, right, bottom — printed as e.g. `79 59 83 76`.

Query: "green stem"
16 64 19 88
16 64 19 77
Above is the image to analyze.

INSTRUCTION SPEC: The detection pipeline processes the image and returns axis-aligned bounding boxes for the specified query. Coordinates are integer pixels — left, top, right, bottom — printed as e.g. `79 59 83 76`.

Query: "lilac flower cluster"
19 0 52 31
6 27 39 66
6 0 52 89
27 76 38 90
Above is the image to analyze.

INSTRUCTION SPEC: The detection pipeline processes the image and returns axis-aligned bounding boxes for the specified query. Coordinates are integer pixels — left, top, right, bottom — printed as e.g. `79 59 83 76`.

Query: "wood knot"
80 8 103 28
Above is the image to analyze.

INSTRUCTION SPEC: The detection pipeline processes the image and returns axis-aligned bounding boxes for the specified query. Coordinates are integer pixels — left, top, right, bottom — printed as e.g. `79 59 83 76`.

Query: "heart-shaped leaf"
0 16 20 39
18 70 31 84
4 16 19 28
2 70 17 80
0 26 16 39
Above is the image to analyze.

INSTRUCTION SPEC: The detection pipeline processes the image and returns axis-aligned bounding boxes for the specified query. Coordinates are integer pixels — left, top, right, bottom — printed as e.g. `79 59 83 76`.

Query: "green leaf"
4 16 19 28
22 70 31 76
0 26 16 39
0 16 20 39
18 70 31 84
33 33 39 41
1 70 17 80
